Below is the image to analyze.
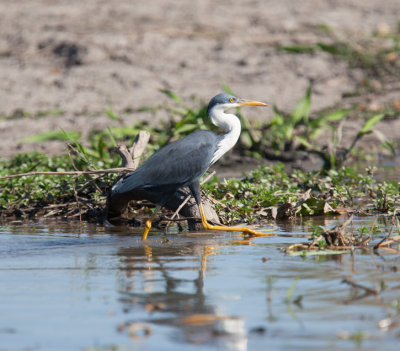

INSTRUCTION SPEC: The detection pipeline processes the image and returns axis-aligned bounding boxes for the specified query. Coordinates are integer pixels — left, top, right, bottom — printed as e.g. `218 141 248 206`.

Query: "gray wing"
112 131 219 194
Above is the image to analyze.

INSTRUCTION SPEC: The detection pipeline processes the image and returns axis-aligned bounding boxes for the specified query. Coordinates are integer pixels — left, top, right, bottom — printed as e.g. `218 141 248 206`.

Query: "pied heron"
112 93 268 240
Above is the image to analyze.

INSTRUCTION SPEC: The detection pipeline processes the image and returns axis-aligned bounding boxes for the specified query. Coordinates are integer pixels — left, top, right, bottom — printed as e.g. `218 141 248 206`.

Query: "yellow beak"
238 99 268 107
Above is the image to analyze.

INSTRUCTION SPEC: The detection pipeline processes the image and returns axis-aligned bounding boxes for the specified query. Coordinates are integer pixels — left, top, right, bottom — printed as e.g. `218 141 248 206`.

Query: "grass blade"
160 90 184 105
358 114 385 136
291 86 312 123
19 130 81 143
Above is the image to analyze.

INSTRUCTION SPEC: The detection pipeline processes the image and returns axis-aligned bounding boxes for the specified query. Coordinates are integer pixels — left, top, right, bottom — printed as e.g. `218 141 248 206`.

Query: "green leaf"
240 131 254 147
137 106 157 113
278 45 315 54
314 109 350 125
105 109 121 121
329 152 336 170
316 42 342 55
19 130 81 143
222 83 235 96
160 90 184 105
373 130 396 156
61 129 88 160
316 25 332 34
291 87 312 123
106 127 117 147
96 135 106 160
270 108 285 125
358 114 385 136
381 140 396 156
295 136 313 149
288 249 348 257
175 123 198 134
107 126 142 139
285 278 299 302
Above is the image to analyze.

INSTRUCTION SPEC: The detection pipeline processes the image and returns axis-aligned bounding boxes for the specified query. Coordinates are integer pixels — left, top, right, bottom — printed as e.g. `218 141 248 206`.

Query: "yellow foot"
142 219 152 241
199 204 275 237
202 220 274 237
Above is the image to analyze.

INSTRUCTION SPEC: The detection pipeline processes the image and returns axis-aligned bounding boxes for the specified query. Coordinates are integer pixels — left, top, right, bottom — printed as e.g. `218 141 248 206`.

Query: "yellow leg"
142 204 162 241
199 203 274 237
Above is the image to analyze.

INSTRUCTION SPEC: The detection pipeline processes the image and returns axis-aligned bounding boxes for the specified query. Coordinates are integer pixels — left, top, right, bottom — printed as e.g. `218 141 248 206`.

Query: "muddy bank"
1 0 400 158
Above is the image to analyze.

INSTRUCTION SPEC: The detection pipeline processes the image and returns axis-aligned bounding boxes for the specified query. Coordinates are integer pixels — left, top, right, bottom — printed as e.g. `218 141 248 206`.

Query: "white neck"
209 105 241 164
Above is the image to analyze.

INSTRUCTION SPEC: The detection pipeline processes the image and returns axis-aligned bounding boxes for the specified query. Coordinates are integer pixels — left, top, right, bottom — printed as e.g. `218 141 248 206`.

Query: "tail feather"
111 171 141 194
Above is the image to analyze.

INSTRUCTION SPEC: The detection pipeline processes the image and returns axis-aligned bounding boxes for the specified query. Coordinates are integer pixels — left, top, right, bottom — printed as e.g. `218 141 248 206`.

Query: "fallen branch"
0 167 134 180
116 131 150 169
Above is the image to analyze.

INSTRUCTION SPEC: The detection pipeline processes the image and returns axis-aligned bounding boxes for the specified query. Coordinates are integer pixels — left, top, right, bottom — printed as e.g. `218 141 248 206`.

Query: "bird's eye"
229 97 234 103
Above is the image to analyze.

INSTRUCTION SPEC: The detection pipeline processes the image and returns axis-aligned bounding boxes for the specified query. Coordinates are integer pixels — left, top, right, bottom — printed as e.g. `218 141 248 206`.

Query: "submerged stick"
342 278 380 297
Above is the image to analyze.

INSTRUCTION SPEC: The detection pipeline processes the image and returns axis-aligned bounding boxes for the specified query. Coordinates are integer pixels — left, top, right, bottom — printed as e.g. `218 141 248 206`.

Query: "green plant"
239 87 393 170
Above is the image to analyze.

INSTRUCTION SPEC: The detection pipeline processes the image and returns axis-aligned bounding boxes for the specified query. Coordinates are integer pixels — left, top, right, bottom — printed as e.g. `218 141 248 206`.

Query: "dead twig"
72 182 82 223
308 235 324 250
319 215 354 247
116 145 135 169
374 210 399 250
0 167 134 180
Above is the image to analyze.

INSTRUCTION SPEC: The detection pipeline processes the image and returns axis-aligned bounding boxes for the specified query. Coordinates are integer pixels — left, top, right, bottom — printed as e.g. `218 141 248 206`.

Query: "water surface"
0 217 399 351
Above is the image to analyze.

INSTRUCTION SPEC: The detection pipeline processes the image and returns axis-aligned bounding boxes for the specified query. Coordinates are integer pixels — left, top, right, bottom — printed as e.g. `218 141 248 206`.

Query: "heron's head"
207 93 267 117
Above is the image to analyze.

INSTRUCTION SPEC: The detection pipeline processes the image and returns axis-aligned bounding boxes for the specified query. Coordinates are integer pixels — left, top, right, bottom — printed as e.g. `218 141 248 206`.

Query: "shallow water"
1 217 399 351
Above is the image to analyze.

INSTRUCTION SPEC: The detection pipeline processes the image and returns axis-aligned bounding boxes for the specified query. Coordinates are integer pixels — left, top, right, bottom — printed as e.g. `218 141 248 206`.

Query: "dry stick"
0 167 135 180
308 235 324 250
72 182 82 223
116 145 135 169
116 131 151 169
374 210 398 250
130 131 150 169
206 195 227 208
42 209 62 218
67 147 81 172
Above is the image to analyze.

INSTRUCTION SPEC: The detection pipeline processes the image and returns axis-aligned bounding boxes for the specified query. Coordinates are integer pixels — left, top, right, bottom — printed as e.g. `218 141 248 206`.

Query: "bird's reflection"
117 239 248 350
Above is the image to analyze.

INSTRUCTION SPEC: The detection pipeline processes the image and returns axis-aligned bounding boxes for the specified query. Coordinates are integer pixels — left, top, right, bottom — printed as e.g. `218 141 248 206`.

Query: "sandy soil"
1 0 399 158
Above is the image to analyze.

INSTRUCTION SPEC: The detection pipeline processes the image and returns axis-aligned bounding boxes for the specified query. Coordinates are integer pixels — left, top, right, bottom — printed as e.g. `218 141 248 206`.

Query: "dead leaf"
180 314 230 326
